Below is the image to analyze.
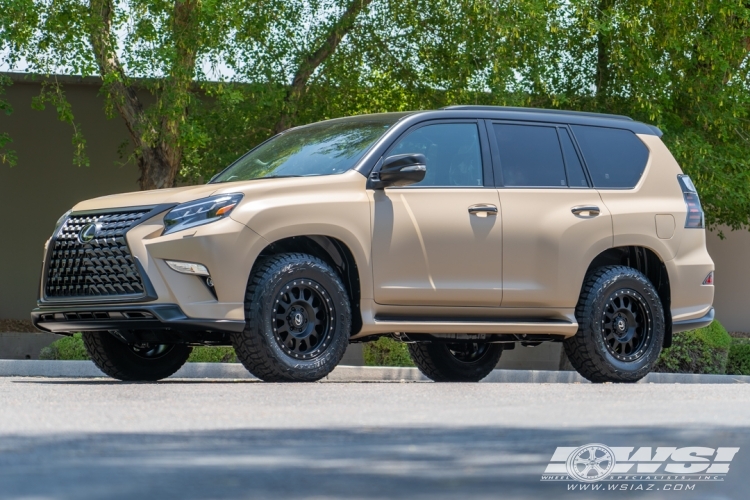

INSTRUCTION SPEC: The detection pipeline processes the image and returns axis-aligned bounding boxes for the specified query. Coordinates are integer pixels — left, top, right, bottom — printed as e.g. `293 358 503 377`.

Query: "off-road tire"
232 253 351 382
82 332 192 381
408 342 503 382
564 265 665 383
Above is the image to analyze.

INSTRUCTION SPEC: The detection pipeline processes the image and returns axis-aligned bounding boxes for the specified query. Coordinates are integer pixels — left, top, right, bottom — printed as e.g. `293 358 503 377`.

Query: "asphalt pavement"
1 378 749 499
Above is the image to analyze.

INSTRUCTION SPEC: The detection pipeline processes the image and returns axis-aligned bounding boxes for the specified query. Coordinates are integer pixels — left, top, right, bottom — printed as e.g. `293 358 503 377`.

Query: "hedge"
727 338 750 376
362 337 414 367
39 333 89 361
653 321 732 374
39 334 237 363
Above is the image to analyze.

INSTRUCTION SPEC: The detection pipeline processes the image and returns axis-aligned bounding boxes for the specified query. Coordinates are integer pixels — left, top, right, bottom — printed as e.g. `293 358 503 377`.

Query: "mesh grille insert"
45 210 150 299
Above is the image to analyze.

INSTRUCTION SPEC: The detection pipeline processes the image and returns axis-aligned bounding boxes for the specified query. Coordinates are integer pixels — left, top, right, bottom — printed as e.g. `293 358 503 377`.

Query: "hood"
72 184 222 212
70 171 367 213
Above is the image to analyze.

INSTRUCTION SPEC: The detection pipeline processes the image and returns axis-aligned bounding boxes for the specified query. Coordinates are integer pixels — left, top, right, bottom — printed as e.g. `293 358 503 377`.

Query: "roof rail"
441 105 634 122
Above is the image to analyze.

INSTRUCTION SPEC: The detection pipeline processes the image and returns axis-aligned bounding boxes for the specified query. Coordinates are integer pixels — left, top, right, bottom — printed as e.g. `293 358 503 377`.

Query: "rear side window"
571 125 649 188
493 124 567 187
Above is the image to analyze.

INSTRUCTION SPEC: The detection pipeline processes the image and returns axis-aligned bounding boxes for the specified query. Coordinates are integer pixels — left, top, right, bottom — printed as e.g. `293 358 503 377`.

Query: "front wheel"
82 332 192 381
232 253 351 382
408 342 503 382
564 265 665 383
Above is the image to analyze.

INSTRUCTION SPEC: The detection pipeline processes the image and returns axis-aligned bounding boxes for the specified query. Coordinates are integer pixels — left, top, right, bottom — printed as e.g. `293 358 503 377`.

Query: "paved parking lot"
1 378 749 499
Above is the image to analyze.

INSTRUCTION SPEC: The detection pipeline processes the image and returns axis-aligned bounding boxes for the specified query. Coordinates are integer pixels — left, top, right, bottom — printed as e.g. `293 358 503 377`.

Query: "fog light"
703 271 714 285
166 260 210 276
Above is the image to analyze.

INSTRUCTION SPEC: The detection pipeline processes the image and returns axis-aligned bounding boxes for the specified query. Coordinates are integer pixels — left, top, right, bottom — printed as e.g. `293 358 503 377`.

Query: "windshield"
211 115 404 183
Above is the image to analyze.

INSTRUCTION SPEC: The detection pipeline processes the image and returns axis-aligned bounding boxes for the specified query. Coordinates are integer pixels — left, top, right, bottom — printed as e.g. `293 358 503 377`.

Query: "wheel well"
251 236 363 335
585 246 673 347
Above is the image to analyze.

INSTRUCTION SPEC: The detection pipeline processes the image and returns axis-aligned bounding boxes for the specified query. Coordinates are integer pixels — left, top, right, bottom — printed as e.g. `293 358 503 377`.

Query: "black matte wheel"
82 332 192 381
407 341 503 382
232 253 351 382
564 265 665 383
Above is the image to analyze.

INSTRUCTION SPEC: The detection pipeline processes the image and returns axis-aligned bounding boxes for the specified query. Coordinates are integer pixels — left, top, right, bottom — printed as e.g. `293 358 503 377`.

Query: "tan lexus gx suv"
32 106 715 383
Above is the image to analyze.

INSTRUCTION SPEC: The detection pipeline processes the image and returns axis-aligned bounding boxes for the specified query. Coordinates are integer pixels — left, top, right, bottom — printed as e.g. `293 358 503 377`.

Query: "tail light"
703 271 714 285
678 175 704 229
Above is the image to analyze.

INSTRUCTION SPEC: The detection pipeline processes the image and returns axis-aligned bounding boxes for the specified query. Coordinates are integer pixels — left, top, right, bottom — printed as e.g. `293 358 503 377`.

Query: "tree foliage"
1 0 749 229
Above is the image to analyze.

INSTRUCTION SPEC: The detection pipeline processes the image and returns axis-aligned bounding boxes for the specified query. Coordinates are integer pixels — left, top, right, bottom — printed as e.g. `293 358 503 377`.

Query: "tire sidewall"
433 343 500 376
251 258 350 377
409 342 503 382
83 332 191 381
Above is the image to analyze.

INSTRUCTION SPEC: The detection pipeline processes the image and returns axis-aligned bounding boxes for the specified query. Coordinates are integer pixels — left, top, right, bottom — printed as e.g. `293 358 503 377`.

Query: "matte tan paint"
51 131 713 338
497 188 612 308
655 214 676 239
371 188 502 306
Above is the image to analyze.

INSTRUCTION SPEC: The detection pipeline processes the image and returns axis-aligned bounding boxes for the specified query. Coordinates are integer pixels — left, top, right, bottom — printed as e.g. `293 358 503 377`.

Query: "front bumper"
37 208 268 325
31 304 246 335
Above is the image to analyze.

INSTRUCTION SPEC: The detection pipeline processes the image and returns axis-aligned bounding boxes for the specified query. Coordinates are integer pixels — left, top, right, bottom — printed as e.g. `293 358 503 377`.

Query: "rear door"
488 121 613 309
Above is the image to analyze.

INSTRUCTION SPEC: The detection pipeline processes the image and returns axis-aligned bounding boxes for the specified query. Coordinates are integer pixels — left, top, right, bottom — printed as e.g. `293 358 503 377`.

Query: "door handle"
468 204 498 216
571 205 601 218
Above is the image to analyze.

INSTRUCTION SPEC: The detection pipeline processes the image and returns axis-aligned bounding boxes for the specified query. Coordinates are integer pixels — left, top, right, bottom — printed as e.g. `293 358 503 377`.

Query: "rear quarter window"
571 125 649 189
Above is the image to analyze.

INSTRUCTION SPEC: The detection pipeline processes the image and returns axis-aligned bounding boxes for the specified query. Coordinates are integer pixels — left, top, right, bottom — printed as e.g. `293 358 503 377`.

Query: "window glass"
212 115 400 183
571 125 649 188
493 124 567 187
558 128 589 187
389 123 483 187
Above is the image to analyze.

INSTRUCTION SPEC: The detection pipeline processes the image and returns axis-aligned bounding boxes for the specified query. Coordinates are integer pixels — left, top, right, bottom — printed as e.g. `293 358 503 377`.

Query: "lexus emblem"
78 223 99 243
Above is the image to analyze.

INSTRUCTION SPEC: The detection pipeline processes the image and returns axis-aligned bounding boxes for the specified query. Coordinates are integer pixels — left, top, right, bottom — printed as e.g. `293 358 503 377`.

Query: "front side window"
212 116 400 183
493 123 568 188
389 123 483 187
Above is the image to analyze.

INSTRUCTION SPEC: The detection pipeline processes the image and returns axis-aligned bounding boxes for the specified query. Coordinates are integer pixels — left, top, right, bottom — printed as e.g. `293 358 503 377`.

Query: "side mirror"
374 153 427 188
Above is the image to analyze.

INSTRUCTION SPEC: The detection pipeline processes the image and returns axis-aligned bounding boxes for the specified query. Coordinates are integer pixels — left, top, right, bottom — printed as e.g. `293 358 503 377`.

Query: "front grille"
45 210 150 299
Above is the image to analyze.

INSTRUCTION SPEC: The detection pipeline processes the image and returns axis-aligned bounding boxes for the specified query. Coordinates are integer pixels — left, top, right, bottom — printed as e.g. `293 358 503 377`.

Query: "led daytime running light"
166 260 210 276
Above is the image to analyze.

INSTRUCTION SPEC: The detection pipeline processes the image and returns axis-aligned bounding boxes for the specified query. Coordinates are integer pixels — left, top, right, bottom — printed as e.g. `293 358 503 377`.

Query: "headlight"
54 209 72 233
163 194 243 235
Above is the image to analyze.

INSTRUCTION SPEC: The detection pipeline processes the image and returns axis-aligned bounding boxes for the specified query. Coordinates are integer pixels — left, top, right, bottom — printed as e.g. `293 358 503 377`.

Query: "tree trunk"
595 0 615 102
88 0 198 190
274 0 373 134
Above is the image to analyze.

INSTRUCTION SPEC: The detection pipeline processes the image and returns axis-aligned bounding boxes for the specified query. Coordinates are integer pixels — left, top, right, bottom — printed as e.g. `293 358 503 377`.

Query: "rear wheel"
408 342 503 382
564 265 665 383
82 332 192 381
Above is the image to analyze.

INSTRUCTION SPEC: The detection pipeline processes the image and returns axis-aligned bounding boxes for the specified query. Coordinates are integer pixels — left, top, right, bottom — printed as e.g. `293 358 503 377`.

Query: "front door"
488 121 613 309
372 121 503 307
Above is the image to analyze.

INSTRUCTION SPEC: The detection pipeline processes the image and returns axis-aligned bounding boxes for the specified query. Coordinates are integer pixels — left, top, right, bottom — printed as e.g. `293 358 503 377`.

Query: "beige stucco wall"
0 75 139 321
706 229 750 333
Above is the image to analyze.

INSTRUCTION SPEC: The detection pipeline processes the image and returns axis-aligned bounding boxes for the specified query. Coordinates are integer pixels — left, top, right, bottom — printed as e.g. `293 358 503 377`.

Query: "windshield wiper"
259 175 305 179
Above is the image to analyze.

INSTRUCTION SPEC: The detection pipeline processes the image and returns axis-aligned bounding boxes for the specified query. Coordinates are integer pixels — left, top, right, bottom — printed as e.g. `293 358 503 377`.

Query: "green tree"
2 0 749 234
0 0 377 189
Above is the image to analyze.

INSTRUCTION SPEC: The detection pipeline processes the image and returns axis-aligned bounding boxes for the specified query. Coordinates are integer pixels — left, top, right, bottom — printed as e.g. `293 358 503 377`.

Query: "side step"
354 317 578 339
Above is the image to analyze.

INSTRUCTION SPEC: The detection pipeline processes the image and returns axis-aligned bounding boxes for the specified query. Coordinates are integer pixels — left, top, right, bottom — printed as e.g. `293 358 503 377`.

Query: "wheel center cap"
294 312 304 327
616 318 627 333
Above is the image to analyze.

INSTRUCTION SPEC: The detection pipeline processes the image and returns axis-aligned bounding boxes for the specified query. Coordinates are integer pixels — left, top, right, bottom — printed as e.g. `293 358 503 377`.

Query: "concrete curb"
2 360 750 383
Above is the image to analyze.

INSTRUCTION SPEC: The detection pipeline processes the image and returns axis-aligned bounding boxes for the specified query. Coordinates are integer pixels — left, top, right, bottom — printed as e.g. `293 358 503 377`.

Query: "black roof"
292 106 662 137
434 105 662 137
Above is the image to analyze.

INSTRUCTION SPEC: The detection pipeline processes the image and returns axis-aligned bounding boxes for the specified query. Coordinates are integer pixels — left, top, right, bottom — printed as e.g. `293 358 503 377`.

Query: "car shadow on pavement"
0 426 746 500
10 379 262 385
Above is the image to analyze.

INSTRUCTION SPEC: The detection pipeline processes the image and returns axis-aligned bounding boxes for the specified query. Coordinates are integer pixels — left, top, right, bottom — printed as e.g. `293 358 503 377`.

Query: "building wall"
706 229 750 333
0 76 139 321
0 75 748 337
